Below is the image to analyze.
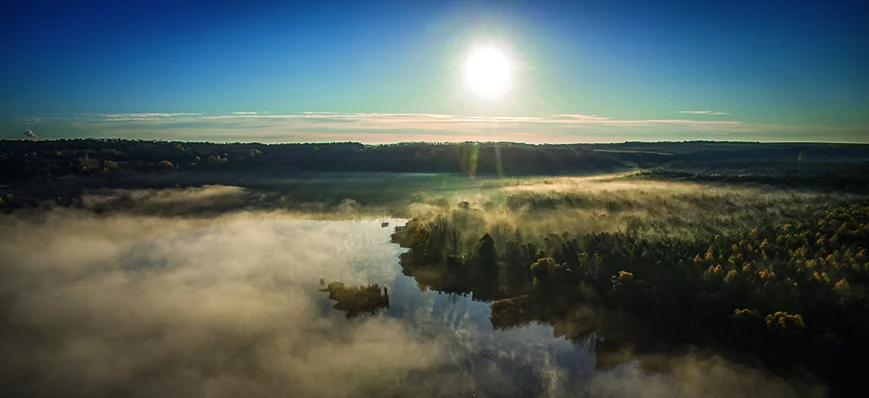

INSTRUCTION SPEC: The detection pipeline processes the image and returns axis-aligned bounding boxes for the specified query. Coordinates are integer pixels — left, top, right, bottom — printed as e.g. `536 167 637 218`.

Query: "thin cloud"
80 113 203 122
8 111 864 144
554 114 612 121
677 110 730 115
27 112 735 127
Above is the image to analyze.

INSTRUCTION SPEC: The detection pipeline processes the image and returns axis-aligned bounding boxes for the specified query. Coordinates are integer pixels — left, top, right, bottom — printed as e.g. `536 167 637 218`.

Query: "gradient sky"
3 0 868 143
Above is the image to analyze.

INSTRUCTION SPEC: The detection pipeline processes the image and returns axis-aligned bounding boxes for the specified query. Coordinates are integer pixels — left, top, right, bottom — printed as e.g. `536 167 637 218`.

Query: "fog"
404 176 856 245
0 211 440 397
0 186 828 397
587 353 824 398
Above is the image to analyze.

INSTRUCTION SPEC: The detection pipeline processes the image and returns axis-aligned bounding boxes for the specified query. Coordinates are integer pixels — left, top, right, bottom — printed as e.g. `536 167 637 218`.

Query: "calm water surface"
304 218 603 396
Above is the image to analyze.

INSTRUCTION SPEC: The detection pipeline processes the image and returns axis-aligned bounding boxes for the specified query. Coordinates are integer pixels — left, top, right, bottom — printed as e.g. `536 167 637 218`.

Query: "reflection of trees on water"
390 202 869 395
395 234 655 374
319 280 389 318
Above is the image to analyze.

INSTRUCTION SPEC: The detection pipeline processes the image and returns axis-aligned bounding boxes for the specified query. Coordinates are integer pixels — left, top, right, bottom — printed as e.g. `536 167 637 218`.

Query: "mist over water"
0 212 586 397
0 190 824 397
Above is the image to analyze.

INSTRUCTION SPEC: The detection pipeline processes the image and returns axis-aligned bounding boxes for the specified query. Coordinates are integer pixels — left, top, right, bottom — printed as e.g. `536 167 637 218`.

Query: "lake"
313 219 597 396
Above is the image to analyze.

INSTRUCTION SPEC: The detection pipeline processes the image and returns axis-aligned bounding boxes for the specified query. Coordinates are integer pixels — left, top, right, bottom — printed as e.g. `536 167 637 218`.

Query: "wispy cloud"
67 112 734 126
80 113 203 122
553 114 612 121
677 110 730 115
6 112 864 143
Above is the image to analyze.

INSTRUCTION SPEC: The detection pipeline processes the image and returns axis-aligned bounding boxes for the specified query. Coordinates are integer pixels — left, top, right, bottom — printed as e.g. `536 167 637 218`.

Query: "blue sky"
3 0 868 143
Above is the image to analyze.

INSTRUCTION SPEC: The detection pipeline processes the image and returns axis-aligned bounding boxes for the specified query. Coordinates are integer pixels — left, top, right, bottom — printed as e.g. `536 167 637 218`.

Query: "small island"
320 280 390 318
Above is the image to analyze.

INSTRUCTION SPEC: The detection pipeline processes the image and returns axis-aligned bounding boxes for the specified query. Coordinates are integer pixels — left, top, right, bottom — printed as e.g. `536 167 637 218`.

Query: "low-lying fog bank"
0 211 443 397
0 194 825 397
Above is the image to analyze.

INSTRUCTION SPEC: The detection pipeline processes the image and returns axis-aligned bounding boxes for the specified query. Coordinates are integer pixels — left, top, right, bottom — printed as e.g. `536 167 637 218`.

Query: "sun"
464 47 513 99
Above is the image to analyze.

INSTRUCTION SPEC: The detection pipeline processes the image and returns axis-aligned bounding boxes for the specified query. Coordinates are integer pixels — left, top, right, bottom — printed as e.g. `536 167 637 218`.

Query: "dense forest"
3 139 869 183
391 197 869 396
639 160 869 193
0 139 624 183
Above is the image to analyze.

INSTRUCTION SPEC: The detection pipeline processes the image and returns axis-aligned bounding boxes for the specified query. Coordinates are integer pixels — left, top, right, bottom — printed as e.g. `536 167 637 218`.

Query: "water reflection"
317 219 598 396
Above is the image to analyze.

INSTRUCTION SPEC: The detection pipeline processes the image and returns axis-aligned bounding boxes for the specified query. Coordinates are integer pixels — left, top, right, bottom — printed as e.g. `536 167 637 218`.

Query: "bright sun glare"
464 47 512 99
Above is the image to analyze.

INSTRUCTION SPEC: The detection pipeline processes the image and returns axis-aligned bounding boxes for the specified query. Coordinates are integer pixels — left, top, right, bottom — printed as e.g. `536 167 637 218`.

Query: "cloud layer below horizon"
6 112 866 143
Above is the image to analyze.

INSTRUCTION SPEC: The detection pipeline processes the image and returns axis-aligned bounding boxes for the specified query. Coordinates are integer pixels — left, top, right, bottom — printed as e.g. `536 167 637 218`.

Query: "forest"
3 139 869 396
391 190 869 396
3 139 869 183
